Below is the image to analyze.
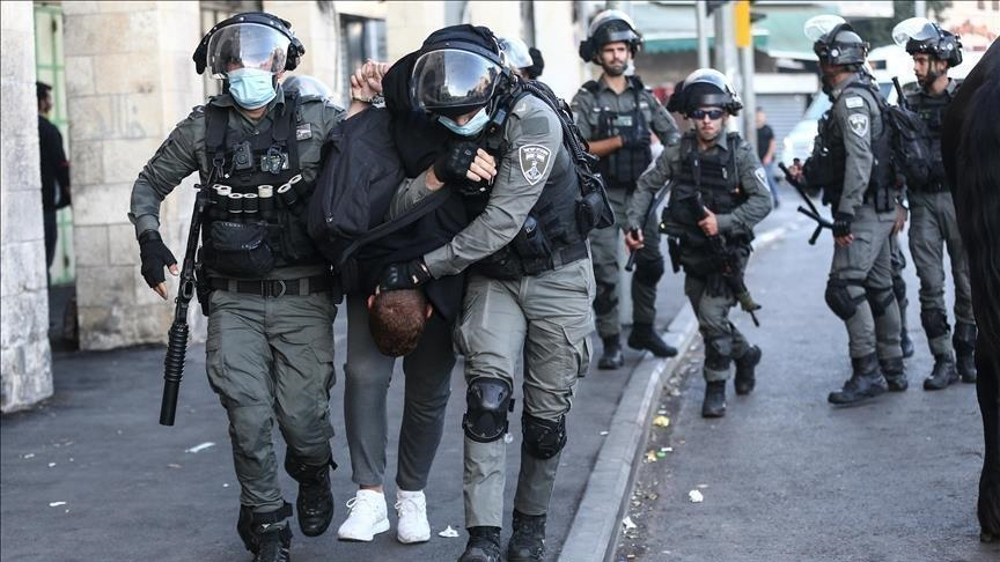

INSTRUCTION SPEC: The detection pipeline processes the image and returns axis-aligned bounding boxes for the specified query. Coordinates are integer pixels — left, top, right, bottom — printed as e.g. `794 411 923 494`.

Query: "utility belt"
208 273 335 297
474 240 589 280
664 228 750 277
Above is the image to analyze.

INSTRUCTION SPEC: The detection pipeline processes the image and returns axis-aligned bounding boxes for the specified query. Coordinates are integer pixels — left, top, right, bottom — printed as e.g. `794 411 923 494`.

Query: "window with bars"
338 15 386 103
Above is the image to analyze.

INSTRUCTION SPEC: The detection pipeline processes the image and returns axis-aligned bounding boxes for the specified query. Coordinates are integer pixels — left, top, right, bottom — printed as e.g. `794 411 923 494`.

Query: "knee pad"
704 335 733 371
865 286 895 318
920 308 951 339
521 413 567 460
825 279 864 320
593 282 618 316
634 254 665 286
463 378 514 443
284 450 336 484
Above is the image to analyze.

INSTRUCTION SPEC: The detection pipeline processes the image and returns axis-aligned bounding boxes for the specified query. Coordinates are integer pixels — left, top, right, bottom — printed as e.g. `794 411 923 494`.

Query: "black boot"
881 357 908 392
458 526 502 562
238 503 293 562
506 510 546 562
828 353 887 405
701 381 727 418
900 328 915 359
923 353 959 390
598 335 624 370
628 323 678 357
284 453 335 537
734 345 762 395
954 323 978 383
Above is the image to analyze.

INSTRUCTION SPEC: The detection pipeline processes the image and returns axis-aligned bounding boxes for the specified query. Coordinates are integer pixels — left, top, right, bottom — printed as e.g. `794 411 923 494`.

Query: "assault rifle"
159 181 211 426
892 77 909 110
779 162 833 245
625 180 675 272
686 192 762 327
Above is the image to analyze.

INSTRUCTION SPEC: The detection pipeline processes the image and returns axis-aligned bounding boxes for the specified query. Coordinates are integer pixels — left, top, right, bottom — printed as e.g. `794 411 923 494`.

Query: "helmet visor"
411 49 501 118
892 17 939 46
804 14 848 42
499 37 532 69
208 23 290 79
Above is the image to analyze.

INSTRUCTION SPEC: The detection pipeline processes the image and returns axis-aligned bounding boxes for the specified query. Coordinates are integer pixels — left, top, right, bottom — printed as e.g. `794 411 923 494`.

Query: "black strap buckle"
263 279 287 298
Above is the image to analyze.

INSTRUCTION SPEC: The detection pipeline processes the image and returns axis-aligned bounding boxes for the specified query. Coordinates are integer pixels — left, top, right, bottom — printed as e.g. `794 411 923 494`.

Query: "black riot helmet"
578 9 643 63
677 68 743 116
410 25 512 119
892 17 963 67
805 15 869 69
192 12 304 77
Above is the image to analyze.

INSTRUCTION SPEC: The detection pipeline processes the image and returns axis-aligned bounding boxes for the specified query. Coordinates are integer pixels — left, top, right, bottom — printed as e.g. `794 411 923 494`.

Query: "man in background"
755 108 780 209
37 81 71 274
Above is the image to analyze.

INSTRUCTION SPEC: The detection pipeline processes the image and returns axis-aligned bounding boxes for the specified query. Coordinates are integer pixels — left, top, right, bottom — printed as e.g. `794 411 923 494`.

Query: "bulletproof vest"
663 132 745 246
906 81 960 189
808 80 895 211
200 93 324 277
585 77 652 190
467 90 590 279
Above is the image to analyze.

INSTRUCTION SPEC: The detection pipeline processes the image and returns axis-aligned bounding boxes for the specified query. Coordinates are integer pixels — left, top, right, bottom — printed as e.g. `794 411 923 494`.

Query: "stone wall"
1 1 52 412
64 1 204 350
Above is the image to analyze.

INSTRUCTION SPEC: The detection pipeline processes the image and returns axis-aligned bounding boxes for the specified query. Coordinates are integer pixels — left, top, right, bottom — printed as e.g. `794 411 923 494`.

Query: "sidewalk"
1 259 687 562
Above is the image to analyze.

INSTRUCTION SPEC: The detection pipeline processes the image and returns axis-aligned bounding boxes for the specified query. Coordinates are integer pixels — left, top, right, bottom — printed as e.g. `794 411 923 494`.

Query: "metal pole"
914 1 927 17
696 0 709 68
741 44 757 154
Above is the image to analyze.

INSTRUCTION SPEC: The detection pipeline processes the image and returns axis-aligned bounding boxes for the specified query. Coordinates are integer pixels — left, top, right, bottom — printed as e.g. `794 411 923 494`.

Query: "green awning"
644 34 769 54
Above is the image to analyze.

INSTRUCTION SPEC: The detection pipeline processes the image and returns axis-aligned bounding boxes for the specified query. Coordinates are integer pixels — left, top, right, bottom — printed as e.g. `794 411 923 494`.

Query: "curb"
557 217 801 562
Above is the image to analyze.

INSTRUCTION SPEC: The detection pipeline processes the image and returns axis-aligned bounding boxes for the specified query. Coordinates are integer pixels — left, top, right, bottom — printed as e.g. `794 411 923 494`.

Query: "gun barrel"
159 320 189 426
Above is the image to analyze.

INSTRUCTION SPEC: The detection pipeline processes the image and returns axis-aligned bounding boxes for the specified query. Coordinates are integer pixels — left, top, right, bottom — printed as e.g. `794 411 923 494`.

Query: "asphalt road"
616 221 1000 562
1 249 687 562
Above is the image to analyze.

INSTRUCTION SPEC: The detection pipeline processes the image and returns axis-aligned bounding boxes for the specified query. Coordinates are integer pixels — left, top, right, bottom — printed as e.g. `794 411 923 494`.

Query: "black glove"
832 212 853 238
619 126 651 149
433 141 479 184
138 230 177 288
379 258 432 291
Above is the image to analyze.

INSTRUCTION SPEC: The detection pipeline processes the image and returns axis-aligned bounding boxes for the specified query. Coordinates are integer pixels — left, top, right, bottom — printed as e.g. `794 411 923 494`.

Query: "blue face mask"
438 108 490 137
227 68 277 110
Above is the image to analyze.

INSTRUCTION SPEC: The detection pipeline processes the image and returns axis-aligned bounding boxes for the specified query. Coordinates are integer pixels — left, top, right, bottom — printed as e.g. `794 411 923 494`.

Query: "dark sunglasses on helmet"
688 109 725 120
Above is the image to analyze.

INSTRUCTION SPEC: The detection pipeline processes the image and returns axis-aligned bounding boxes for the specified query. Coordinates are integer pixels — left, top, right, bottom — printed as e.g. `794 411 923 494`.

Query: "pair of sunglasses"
688 109 725 120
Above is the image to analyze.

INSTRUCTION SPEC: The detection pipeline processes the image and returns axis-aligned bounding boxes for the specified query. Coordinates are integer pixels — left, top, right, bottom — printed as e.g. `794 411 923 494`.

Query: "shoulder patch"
845 96 864 109
518 144 553 185
848 113 869 137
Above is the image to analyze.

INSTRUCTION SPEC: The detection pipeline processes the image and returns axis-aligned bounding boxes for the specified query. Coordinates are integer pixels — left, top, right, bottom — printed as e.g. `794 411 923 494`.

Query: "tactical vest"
200 93 324 278
906 81 960 190
807 80 896 212
465 90 591 280
662 132 746 247
584 77 652 190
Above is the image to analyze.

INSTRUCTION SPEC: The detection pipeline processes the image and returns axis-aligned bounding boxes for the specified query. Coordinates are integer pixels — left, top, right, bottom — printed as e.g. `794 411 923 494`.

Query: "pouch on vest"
511 215 552 260
209 221 275 278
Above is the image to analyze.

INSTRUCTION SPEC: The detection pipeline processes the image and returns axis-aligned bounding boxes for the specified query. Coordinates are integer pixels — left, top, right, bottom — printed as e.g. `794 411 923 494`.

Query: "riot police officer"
378 25 599 562
572 10 680 369
797 15 905 404
892 17 978 389
626 69 772 417
129 13 370 561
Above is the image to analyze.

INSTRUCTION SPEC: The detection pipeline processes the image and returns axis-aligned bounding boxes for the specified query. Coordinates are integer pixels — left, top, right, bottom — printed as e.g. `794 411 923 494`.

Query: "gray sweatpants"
455 258 595 527
342 292 455 491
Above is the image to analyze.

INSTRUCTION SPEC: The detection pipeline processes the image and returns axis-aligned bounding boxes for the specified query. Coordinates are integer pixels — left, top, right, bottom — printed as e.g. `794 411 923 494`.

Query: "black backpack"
306 108 449 292
875 84 933 190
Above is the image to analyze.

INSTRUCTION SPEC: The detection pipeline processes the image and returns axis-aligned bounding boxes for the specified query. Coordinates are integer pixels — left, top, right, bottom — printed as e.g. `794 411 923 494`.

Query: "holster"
667 236 682 274
194 261 211 316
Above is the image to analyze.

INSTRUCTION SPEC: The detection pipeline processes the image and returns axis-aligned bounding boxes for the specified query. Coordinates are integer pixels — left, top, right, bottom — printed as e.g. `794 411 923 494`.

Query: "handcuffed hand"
350 60 388 102
139 230 178 300
379 258 432 291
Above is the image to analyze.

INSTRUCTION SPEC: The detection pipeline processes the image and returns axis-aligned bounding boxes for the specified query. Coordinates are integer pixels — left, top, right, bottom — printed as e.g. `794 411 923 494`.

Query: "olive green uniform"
571 77 679 337
411 94 595 527
129 87 344 512
819 74 903 363
903 79 976 357
628 133 772 381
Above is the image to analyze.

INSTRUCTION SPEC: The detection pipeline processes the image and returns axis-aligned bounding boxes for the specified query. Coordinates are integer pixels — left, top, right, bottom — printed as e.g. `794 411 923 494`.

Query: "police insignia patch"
518 145 552 185
845 96 864 109
295 124 312 141
848 114 869 137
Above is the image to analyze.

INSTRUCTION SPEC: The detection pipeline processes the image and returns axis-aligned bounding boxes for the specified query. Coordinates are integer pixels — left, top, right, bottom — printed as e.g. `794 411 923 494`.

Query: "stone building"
0 0 590 412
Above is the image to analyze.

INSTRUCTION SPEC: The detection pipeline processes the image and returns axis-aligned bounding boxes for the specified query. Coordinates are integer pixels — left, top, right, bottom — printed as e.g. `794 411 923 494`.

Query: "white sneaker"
395 489 431 544
337 489 390 542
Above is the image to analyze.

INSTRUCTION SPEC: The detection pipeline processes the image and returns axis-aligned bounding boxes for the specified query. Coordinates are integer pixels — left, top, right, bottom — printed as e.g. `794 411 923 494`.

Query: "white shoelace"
394 496 423 517
346 494 381 515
